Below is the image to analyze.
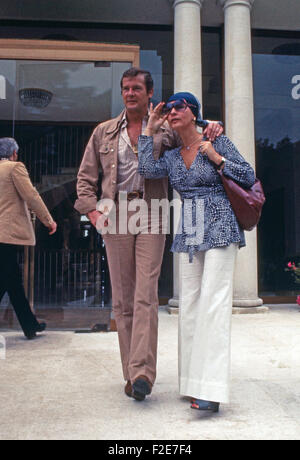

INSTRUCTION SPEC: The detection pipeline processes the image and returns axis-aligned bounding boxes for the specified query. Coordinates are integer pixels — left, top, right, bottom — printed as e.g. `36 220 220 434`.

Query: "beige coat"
0 160 54 246
74 110 180 215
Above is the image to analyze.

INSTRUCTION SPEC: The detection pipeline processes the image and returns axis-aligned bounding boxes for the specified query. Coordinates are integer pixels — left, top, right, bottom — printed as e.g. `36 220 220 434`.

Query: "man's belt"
115 191 144 202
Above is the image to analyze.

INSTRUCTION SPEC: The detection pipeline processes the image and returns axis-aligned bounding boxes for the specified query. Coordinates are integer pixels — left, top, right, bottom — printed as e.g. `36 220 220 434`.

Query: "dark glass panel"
253 33 300 296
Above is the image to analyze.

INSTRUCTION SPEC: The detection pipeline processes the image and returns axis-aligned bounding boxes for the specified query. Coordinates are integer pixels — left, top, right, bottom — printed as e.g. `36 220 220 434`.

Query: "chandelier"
19 88 53 108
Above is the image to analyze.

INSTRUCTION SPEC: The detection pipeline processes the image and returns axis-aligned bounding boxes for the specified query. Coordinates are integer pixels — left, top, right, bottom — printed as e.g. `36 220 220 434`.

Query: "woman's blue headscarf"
167 91 204 127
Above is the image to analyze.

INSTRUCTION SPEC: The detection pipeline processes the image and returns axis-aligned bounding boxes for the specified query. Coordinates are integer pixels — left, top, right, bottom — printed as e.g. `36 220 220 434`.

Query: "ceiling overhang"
0 0 300 32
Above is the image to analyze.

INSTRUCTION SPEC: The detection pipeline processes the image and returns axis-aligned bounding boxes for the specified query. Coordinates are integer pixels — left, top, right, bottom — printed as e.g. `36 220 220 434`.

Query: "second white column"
219 0 265 310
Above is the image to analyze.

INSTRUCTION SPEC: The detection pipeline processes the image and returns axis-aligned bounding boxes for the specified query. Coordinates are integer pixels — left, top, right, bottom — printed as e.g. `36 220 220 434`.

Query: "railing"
33 247 110 308
20 124 94 185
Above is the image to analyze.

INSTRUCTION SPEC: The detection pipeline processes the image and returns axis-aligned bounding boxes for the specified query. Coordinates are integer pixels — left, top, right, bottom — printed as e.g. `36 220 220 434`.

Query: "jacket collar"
105 109 127 135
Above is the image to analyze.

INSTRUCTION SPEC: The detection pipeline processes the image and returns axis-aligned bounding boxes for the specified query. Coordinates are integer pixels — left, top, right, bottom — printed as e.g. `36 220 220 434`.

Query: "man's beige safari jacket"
0 160 53 246
74 110 179 215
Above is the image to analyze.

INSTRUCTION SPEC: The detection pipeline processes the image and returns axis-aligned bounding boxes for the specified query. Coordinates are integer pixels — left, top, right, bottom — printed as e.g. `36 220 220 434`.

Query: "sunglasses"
162 99 197 115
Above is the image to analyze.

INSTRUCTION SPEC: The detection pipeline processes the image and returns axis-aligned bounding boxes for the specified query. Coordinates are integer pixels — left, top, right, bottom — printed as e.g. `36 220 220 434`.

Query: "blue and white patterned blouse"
138 134 256 261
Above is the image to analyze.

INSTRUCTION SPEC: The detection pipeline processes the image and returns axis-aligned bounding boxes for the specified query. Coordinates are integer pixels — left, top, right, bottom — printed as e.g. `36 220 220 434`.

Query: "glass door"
0 40 139 330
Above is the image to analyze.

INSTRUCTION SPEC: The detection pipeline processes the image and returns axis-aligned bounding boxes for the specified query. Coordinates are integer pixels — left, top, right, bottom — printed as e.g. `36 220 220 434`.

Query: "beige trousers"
102 204 165 385
178 243 238 403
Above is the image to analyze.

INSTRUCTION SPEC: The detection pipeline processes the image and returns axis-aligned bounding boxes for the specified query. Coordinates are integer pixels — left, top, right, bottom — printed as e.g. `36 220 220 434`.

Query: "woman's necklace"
132 144 138 155
182 135 202 151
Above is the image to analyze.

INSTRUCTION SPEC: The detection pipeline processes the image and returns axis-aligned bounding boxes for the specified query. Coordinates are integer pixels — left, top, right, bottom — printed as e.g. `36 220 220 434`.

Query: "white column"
219 0 266 312
168 0 204 312
173 0 203 100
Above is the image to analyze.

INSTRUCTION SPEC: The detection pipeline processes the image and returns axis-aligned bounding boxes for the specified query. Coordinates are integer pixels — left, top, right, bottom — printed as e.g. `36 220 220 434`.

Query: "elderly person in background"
0 138 57 340
138 93 255 413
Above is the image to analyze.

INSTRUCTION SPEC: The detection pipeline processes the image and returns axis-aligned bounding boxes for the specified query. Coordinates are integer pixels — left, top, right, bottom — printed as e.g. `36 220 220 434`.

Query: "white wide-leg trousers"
178 243 238 404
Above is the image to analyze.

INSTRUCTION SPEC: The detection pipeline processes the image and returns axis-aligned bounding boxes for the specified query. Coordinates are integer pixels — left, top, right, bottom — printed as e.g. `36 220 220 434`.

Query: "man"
0 138 57 340
74 68 223 401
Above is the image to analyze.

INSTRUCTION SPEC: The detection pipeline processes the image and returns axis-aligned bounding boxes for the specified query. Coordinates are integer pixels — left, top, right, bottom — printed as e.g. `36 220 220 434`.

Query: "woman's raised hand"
145 102 169 136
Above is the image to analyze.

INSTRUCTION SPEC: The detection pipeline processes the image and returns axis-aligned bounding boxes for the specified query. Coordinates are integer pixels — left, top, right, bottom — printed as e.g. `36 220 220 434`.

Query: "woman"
138 92 255 413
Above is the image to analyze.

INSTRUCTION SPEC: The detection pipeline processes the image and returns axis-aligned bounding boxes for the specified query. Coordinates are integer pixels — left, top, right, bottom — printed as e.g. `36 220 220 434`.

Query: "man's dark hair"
120 67 154 94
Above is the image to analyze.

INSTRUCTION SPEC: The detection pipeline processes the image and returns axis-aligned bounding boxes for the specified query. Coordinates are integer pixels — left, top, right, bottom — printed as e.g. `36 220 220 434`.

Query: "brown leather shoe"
124 381 132 398
132 376 152 401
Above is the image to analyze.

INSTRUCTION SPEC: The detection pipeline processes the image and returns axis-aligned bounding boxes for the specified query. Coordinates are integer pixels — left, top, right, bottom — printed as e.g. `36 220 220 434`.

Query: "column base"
166 298 269 315
167 297 179 314
233 297 264 307
232 306 269 314
232 297 269 314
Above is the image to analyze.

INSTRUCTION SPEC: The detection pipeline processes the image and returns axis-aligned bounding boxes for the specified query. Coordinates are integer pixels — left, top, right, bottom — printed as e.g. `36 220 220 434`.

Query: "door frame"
0 39 140 66
0 39 139 321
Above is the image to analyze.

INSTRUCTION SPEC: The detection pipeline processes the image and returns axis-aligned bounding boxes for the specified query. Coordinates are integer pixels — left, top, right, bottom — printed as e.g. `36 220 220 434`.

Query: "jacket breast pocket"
99 144 115 173
99 144 114 155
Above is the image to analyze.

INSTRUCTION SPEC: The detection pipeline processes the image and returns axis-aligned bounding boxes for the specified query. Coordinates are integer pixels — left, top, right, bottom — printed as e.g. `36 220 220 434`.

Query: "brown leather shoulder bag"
218 170 266 231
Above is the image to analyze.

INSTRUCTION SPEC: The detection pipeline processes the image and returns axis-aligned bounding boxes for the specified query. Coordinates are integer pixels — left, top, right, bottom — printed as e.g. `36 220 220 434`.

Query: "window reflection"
0 58 131 327
253 50 300 297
